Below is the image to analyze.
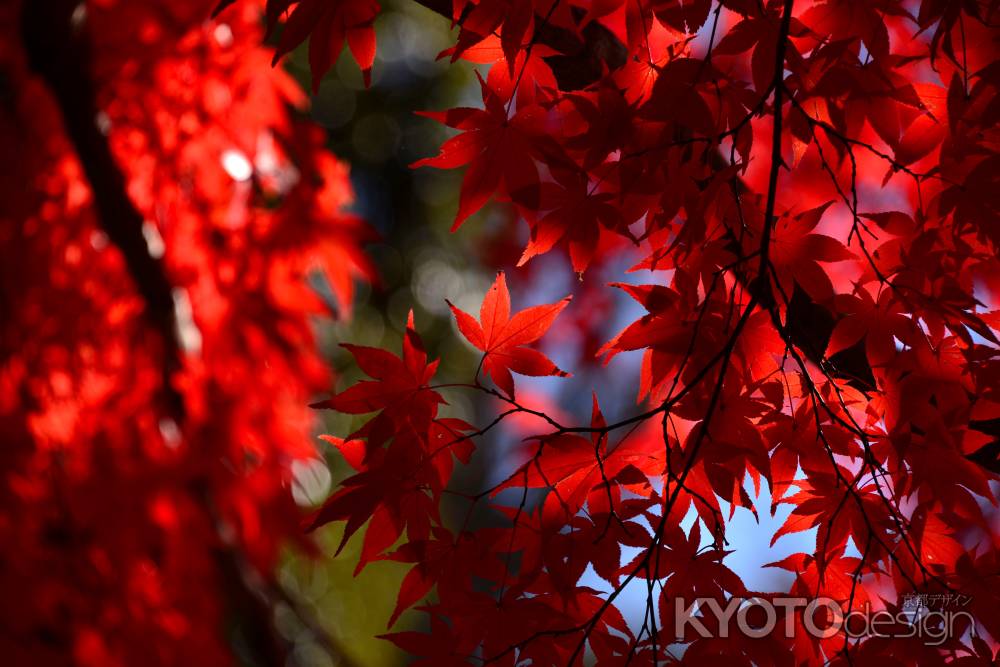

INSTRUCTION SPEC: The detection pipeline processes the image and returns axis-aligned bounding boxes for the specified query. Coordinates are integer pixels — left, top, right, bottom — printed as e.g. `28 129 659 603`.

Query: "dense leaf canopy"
2 0 999 665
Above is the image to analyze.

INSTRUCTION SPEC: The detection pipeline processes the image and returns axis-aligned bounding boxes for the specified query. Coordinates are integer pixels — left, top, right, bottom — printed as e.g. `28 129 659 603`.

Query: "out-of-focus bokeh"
278 3 493 664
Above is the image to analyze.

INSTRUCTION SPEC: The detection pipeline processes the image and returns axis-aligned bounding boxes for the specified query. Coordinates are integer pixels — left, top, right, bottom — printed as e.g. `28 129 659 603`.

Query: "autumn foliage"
1 0 371 663
3 0 1000 665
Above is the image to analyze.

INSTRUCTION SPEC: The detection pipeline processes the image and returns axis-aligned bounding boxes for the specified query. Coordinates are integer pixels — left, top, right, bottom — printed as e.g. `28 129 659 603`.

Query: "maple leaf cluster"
0 0 373 664
2 0 999 663
273 0 1000 664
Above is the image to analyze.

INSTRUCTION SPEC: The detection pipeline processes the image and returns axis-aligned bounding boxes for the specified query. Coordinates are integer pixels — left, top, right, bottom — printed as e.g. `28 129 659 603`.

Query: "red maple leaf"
381 613 470 666
827 283 916 368
411 77 547 229
448 271 571 398
312 311 442 450
266 0 379 91
764 201 856 302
